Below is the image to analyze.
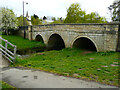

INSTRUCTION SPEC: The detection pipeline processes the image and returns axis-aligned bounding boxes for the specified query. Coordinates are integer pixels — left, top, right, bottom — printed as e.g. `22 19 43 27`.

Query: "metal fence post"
13 45 17 63
5 40 8 50
5 40 8 56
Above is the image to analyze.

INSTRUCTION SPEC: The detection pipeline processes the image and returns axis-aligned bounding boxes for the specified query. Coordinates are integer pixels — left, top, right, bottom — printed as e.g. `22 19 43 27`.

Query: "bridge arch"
35 34 44 43
72 36 98 52
47 33 65 50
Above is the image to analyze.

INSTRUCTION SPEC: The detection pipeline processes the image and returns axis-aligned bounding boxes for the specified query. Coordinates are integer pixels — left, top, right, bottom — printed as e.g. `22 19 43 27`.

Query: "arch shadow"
47 33 65 50
35 34 44 43
73 37 97 51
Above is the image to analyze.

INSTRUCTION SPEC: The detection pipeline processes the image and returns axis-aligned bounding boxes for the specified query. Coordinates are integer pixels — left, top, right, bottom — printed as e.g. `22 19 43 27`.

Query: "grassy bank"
11 48 119 86
0 81 17 89
2 35 45 50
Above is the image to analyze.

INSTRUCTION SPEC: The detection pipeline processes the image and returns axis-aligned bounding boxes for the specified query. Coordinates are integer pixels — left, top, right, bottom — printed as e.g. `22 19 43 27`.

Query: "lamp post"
23 1 28 39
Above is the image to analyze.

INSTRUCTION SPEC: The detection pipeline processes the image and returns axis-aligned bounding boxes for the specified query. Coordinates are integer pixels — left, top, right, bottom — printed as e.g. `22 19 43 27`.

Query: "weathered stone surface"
16 23 119 52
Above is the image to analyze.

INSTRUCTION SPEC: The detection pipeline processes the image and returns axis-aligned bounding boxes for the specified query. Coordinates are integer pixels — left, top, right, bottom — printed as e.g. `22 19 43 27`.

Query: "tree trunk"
4 30 7 35
6 30 9 35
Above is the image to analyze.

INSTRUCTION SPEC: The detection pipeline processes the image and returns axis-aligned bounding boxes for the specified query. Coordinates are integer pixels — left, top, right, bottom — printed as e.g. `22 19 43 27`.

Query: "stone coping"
19 23 120 27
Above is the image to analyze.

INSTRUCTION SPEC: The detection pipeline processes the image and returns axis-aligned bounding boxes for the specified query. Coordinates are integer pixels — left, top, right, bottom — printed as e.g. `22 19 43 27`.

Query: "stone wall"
116 25 120 52
15 26 29 39
16 23 119 52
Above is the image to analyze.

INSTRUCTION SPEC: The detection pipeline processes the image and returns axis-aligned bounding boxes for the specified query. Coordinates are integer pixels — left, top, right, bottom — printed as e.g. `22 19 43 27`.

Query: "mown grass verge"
2 35 45 50
11 48 120 86
0 81 17 89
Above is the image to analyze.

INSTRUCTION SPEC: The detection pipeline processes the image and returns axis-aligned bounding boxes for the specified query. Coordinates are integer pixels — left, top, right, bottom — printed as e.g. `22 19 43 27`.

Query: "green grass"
11 48 120 86
2 35 45 50
0 31 2 35
0 81 17 89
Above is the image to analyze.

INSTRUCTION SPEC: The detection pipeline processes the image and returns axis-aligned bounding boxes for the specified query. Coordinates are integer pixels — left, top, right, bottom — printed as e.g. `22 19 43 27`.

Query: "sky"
0 0 115 21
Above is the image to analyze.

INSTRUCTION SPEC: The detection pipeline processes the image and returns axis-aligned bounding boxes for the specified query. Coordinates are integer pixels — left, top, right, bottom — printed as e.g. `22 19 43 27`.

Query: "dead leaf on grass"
73 73 79 77
112 62 118 64
89 58 94 60
110 64 118 67
37 53 44 55
101 65 108 67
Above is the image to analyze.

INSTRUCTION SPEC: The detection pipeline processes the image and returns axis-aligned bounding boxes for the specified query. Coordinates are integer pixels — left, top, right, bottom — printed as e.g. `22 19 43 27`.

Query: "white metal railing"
0 37 17 63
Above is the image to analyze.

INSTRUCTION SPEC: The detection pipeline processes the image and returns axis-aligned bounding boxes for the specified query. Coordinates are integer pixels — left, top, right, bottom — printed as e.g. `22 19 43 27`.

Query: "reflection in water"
17 47 46 58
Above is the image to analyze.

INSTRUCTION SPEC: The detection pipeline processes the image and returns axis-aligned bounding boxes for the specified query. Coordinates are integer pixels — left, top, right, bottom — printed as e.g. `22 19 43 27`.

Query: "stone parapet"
16 23 119 52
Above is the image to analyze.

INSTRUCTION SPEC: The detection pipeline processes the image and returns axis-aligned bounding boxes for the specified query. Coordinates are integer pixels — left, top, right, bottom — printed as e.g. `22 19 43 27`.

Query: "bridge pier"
116 24 120 52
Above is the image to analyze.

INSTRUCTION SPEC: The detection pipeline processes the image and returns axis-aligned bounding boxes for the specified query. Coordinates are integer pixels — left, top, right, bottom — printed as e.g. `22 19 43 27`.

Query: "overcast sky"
1 0 114 21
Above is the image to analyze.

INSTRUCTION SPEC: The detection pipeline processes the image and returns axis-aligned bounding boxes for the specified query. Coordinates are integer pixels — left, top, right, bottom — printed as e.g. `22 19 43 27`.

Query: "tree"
31 14 42 25
108 0 120 21
17 15 29 26
88 12 107 23
51 17 64 24
64 3 86 23
43 16 47 20
33 14 39 19
64 3 107 23
52 17 56 21
0 7 18 35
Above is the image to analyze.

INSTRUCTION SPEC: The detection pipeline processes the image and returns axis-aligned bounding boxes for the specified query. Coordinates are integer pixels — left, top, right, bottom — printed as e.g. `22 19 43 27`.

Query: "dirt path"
0 67 118 88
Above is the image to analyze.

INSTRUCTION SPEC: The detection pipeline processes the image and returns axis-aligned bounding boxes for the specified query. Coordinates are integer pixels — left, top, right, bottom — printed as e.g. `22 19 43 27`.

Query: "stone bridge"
17 23 119 52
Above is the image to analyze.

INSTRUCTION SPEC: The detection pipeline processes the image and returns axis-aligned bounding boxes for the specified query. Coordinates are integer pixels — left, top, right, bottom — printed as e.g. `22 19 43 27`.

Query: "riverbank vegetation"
2 35 119 86
2 35 45 50
0 81 17 89
11 48 119 86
